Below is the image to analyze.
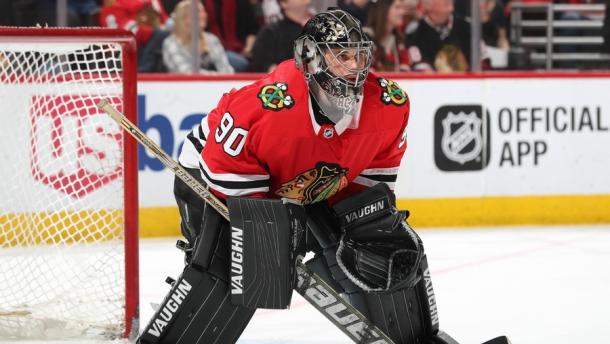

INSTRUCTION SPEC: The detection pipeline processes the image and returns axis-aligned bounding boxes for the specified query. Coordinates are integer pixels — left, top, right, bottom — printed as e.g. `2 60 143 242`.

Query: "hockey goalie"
135 8 509 344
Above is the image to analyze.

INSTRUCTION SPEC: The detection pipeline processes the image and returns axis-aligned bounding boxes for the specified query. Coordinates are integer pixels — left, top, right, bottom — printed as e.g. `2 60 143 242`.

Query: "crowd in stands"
1 0 609 73
601 0 610 53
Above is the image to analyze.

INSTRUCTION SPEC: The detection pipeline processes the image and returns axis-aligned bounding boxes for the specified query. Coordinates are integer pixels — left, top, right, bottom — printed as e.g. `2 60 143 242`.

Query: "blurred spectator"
101 0 169 71
0 0 17 25
262 0 284 23
340 0 370 25
100 0 168 49
433 44 469 71
39 0 102 26
203 0 260 72
403 0 421 33
435 0 508 49
453 0 468 18
251 0 313 72
480 0 509 49
250 0 266 25
0 0 48 26
161 0 181 13
69 0 100 26
139 29 171 72
602 0 610 53
476 0 509 69
406 0 476 71
365 0 424 71
162 0 234 73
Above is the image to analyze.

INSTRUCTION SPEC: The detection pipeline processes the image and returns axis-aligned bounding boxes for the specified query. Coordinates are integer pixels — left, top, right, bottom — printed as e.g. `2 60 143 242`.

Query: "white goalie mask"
294 9 373 123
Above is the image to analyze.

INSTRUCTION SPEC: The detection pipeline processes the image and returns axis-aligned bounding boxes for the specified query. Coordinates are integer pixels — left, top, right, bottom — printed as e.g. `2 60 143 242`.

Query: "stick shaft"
97 99 229 220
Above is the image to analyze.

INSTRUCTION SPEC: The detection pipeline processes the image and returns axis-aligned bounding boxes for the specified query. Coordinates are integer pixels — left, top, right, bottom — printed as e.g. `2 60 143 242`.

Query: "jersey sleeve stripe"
178 141 202 168
199 121 208 140
352 176 396 189
358 173 397 183
200 159 270 182
199 163 270 195
178 126 205 169
360 167 400 175
201 182 269 197
187 132 205 153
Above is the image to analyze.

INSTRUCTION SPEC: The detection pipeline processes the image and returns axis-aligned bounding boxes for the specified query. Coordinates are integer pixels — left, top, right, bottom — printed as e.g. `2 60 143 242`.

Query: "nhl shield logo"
441 111 482 165
434 105 490 171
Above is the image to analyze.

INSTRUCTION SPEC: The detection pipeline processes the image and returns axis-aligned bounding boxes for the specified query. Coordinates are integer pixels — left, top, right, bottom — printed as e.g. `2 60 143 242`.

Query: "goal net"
0 28 138 340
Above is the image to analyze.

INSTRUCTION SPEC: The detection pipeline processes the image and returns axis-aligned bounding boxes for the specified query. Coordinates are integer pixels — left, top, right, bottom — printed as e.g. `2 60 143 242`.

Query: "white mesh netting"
0 37 131 340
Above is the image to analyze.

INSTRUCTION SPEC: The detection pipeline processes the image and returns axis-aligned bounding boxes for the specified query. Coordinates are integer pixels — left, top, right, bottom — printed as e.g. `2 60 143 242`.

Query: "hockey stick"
97 100 396 344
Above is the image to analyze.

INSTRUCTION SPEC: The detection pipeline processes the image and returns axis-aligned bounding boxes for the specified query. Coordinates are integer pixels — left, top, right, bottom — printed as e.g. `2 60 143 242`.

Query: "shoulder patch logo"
258 82 295 111
378 78 408 106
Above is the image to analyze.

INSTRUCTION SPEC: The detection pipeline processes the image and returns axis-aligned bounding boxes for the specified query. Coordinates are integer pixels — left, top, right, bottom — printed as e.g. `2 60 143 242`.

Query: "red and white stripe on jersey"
198 159 270 197
353 167 400 189
178 115 270 197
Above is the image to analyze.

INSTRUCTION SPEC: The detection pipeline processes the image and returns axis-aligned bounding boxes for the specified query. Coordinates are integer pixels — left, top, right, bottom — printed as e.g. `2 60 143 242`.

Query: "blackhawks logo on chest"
275 162 348 205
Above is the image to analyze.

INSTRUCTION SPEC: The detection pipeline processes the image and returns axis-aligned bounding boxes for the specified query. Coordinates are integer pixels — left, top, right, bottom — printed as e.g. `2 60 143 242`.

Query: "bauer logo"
295 266 390 343
30 95 123 198
434 105 490 171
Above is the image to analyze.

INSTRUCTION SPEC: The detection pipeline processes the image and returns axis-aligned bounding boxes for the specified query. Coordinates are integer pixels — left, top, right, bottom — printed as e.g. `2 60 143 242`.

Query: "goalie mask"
294 9 373 124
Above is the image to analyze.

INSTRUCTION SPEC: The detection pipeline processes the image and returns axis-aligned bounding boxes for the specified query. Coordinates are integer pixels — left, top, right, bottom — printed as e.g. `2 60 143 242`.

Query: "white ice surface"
2 225 609 344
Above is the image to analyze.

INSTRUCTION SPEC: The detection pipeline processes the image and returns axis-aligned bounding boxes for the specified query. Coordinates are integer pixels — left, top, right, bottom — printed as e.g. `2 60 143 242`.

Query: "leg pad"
138 265 255 344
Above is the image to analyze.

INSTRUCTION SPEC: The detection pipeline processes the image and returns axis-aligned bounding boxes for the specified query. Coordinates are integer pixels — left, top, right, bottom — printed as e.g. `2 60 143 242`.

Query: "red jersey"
99 0 168 47
179 60 410 205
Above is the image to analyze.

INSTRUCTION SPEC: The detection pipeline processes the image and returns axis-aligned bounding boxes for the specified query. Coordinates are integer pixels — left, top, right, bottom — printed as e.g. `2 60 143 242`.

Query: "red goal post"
0 27 138 340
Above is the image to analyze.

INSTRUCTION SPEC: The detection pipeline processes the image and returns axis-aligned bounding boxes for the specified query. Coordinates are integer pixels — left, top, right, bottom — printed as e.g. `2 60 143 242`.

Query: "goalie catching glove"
332 183 423 292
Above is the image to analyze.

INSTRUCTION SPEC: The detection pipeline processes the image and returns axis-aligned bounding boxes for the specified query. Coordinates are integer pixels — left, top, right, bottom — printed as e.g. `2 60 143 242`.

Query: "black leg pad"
342 255 440 344
137 265 255 344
